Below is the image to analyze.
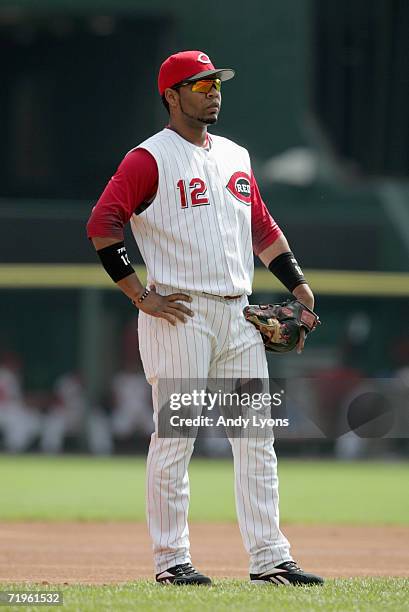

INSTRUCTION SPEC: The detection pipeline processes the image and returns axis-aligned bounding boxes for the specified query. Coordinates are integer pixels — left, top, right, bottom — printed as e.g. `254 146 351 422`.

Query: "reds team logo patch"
226 172 251 205
197 53 211 64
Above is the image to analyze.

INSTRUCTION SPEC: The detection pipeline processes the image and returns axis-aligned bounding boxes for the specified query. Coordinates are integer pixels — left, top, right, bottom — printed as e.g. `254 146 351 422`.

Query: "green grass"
1 579 409 612
1 456 408 611
0 455 408 524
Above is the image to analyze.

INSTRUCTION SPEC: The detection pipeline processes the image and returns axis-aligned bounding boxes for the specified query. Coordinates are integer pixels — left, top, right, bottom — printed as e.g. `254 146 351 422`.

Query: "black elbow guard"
96 241 135 283
268 251 307 292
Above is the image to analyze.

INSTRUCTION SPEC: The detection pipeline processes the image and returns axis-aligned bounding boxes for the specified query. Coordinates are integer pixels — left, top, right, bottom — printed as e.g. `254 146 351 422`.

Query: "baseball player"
87 50 323 586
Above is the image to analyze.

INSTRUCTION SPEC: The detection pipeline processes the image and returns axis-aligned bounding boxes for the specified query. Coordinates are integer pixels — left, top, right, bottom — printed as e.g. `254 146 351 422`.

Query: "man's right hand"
93 236 195 326
136 286 194 325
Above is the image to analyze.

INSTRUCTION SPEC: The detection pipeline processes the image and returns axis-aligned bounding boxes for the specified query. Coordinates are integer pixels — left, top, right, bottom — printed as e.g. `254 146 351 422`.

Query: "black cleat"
250 560 324 586
156 563 212 585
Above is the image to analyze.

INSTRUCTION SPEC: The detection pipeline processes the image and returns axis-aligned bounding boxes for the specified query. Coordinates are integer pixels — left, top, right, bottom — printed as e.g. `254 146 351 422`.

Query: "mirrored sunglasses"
190 78 221 93
174 78 222 93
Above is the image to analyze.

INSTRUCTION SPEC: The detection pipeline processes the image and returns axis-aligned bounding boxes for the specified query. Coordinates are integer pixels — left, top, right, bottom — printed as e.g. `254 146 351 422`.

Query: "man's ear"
165 88 179 110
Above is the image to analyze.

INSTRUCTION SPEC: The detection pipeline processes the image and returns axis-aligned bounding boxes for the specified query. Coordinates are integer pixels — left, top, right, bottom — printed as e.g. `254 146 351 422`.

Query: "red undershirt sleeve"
86 148 158 241
250 170 282 256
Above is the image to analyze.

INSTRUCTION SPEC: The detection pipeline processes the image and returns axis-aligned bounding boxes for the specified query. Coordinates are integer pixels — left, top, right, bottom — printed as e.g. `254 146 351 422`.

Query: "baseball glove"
243 299 320 353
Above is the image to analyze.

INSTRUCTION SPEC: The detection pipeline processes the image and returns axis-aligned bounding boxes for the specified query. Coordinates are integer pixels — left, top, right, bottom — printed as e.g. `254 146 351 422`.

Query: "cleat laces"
277 561 302 572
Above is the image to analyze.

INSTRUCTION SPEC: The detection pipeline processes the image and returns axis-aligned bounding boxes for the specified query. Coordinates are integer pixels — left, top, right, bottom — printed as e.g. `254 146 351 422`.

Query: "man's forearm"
259 235 314 308
116 274 145 302
91 236 145 302
258 234 290 266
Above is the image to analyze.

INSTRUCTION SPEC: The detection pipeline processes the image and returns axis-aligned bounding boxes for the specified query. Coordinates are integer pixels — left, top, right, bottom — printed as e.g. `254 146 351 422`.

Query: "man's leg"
210 297 292 574
146 401 195 573
138 299 212 574
230 432 292 573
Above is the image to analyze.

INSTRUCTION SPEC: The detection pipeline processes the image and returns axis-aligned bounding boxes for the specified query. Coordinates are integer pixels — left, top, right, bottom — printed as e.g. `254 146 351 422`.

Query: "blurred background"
0 0 408 458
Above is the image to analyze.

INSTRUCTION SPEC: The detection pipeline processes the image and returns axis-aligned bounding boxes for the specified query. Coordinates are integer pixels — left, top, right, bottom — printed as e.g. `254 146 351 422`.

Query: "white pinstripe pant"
138 288 292 574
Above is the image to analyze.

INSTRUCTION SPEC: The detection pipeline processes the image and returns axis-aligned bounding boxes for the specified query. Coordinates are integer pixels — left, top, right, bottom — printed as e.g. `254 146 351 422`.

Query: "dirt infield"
0 522 408 584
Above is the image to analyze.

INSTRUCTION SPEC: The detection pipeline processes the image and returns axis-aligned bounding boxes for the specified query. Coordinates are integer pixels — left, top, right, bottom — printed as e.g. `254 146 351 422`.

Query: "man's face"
174 79 222 125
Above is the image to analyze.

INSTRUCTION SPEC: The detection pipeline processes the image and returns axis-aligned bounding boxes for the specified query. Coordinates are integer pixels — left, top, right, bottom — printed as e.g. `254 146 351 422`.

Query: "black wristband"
268 251 307 292
96 241 135 283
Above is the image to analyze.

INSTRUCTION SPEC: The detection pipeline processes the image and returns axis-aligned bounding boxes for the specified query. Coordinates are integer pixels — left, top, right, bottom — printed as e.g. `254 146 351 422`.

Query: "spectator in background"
111 322 153 451
392 337 409 384
40 372 112 455
0 351 41 452
312 313 368 457
40 373 84 453
390 337 409 456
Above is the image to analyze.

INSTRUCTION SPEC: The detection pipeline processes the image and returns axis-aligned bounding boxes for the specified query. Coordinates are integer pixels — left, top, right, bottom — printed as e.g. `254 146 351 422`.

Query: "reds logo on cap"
197 53 211 64
158 50 235 96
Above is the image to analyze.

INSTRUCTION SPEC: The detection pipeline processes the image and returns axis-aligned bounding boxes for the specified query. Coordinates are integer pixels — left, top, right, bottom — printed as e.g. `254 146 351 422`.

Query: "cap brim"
184 68 235 83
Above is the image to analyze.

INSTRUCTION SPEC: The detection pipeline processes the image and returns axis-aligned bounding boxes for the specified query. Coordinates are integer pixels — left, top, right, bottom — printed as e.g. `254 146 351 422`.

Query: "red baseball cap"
158 50 235 96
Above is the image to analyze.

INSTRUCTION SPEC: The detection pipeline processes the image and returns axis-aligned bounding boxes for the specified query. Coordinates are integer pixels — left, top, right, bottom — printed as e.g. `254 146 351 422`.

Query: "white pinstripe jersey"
129 128 254 296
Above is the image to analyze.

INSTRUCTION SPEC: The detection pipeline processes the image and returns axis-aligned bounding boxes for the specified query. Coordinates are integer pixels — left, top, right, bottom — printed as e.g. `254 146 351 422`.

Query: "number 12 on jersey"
177 178 209 208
